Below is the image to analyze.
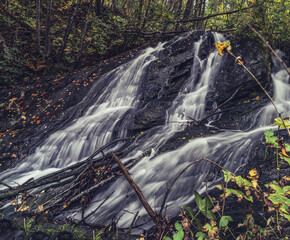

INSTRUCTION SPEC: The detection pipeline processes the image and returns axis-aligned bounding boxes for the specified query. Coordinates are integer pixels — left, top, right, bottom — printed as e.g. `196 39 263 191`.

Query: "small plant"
161 118 290 240
23 218 33 235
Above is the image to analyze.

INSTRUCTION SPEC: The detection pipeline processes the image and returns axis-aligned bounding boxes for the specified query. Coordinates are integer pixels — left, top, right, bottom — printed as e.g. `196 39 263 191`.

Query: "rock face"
130 31 270 135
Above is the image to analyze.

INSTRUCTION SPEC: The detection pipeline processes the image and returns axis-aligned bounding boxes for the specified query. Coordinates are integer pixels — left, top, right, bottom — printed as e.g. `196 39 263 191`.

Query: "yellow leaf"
248 168 259 180
21 115 26 120
140 132 144 134
281 148 289 157
214 41 231 56
282 176 290 181
9 98 17 102
38 205 44 212
251 180 259 190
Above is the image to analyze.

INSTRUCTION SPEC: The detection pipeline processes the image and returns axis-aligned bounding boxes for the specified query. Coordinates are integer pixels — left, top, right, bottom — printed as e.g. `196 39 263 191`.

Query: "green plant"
162 118 290 240
23 218 33 235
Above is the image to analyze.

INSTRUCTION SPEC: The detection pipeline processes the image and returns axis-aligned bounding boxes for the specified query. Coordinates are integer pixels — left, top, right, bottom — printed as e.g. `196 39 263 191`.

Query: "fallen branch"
111 152 156 222
159 158 235 215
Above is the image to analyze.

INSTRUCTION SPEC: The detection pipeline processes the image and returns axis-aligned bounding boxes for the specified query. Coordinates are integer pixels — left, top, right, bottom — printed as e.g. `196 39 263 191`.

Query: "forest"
0 0 290 240
0 0 289 87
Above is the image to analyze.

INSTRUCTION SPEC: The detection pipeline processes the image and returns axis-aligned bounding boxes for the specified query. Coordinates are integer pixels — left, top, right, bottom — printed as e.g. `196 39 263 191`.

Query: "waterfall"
1 32 289 231
0 43 165 187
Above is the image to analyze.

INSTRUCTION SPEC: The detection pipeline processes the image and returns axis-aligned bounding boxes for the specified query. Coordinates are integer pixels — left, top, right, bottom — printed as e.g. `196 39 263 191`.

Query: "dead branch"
199 86 241 123
110 152 157 222
178 7 250 23
227 50 290 137
244 21 290 75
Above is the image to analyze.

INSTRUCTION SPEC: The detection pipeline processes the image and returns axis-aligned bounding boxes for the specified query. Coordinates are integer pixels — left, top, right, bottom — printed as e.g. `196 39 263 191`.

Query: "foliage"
0 0 288 87
161 119 290 240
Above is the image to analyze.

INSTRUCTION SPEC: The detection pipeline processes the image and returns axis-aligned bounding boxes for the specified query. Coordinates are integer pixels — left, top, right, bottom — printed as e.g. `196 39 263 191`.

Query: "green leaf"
282 213 290 221
271 118 290 129
182 206 194 220
164 237 172 240
173 230 184 240
268 194 287 204
216 185 222 190
264 129 278 147
194 191 204 210
195 231 207 240
269 183 284 195
222 170 232 183
224 188 253 202
219 216 233 228
194 191 216 220
279 153 290 165
175 222 182 231
204 194 214 209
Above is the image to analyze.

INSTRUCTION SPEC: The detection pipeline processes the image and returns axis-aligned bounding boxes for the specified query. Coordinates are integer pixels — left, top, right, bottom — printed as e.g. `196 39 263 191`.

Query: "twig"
81 191 114 224
159 158 235 215
110 152 156 222
226 50 290 137
221 181 226 216
244 21 290 75
178 7 250 23
199 86 241 123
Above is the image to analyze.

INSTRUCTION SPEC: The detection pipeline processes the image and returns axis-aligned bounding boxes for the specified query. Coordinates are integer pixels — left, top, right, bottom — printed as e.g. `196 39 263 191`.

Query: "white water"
77 41 289 228
0 43 165 186
1 33 289 230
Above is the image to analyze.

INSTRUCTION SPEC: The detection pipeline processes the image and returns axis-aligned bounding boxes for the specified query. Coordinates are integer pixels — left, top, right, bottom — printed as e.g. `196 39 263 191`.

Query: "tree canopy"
0 0 289 87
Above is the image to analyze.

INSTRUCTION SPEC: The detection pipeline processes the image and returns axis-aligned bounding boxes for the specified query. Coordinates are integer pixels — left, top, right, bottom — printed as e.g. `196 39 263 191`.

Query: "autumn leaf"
248 168 259 180
281 148 289 157
214 40 231 56
38 205 44 212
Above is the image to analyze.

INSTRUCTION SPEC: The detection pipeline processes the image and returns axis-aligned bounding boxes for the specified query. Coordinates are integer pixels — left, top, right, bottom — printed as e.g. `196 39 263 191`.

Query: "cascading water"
1 31 289 231
0 43 165 187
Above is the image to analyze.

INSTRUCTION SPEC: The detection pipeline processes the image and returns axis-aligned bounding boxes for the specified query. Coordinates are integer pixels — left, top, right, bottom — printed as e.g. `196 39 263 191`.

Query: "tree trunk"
58 0 81 62
45 0 52 57
138 0 144 23
77 0 93 61
183 0 194 20
174 0 183 30
36 0 41 55
95 0 102 16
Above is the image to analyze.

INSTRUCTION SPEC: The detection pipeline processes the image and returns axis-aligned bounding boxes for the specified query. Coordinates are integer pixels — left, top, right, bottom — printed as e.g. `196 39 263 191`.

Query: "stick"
244 21 290 75
178 7 250 23
159 158 235 215
110 152 156 222
227 50 290 137
199 86 241 123
81 191 114 224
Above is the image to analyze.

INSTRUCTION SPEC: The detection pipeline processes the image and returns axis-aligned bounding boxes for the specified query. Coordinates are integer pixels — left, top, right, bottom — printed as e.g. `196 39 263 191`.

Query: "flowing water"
1 32 289 230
